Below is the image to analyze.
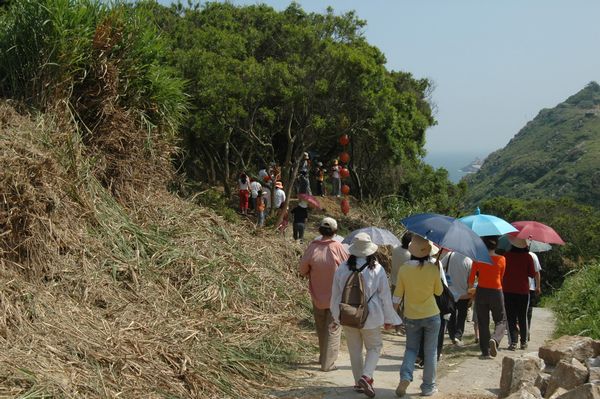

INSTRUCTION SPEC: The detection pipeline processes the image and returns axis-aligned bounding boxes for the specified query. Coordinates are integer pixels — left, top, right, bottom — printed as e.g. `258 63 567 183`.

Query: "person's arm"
392 271 405 309
535 271 541 295
379 268 402 326
329 268 343 324
468 263 477 288
298 246 312 277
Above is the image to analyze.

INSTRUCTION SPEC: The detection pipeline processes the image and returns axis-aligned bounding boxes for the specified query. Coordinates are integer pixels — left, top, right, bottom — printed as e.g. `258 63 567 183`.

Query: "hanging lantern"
339 152 350 164
339 134 350 146
340 198 350 215
340 167 350 179
341 184 350 195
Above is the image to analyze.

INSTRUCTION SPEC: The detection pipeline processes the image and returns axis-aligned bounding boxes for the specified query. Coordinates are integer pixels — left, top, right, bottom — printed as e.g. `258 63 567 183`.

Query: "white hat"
408 235 433 258
299 201 308 208
348 232 378 257
320 217 338 231
508 235 528 249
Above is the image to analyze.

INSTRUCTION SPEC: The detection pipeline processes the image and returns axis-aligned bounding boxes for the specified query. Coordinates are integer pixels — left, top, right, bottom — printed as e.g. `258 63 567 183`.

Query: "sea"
423 151 488 183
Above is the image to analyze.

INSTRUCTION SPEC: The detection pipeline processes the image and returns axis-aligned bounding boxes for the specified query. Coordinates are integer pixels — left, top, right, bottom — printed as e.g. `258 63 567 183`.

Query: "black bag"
435 256 455 315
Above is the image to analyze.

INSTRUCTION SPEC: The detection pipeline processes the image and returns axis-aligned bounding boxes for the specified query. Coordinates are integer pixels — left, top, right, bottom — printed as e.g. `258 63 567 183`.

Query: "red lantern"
263 175 271 182
341 198 350 215
339 152 350 164
339 134 350 146
340 167 350 179
341 184 350 195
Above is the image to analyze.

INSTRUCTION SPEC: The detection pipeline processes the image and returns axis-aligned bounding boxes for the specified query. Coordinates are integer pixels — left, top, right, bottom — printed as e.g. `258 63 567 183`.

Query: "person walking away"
297 170 312 195
274 181 286 209
391 232 412 334
442 251 473 346
291 201 309 242
256 190 267 227
527 251 542 341
330 160 341 197
300 152 310 174
468 236 507 358
299 218 349 372
258 165 269 182
503 236 536 350
238 173 250 215
249 178 262 213
314 162 326 196
393 235 443 397
330 233 401 397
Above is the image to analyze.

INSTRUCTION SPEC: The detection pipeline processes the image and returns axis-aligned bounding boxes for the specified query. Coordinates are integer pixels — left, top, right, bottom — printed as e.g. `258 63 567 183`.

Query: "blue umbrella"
342 226 401 247
401 213 492 264
459 207 518 237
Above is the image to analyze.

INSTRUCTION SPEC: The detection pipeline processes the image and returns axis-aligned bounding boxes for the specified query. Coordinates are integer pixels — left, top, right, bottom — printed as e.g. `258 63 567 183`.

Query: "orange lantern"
341 184 350 195
340 167 350 179
339 152 350 164
341 198 350 215
339 134 350 146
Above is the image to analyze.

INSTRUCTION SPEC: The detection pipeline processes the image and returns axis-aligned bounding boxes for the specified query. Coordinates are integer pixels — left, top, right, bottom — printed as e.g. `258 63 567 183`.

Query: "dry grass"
0 102 313 398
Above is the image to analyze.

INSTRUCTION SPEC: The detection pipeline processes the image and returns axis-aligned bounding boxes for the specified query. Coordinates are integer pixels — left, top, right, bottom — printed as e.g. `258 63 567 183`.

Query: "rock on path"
272 307 555 399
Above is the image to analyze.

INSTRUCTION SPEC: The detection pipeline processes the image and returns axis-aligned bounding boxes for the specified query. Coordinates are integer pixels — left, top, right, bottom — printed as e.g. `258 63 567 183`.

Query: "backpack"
435 256 456 316
339 263 375 329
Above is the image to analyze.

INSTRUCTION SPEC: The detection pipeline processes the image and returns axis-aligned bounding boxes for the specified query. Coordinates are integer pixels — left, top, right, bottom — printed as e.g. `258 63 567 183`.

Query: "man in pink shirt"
299 217 349 371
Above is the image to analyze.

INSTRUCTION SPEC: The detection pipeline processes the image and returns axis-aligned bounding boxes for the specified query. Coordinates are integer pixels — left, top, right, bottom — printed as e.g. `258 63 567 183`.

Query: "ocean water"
424 151 488 183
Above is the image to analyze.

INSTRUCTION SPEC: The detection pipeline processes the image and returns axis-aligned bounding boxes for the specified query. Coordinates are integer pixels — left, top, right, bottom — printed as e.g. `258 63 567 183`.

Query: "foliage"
480 196 600 291
465 82 600 208
549 261 600 339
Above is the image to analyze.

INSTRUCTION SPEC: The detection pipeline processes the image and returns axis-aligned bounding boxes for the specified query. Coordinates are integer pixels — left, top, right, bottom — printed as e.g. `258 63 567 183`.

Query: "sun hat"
348 232 379 257
299 201 308 208
320 217 338 231
508 235 528 249
408 234 433 258
275 181 283 189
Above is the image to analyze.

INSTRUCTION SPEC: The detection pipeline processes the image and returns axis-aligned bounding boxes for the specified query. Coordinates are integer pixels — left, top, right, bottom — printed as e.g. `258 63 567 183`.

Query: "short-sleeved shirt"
528 252 542 290
503 250 536 295
291 206 308 223
469 255 506 290
393 261 443 320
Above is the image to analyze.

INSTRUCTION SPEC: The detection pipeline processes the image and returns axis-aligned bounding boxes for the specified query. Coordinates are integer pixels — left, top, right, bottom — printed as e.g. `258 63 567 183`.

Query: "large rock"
588 357 600 383
545 358 589 398
547 388 568 399
539 336 597 367
500 356 543 398
555 383 600 399
535 373 550 397
505 385 542 399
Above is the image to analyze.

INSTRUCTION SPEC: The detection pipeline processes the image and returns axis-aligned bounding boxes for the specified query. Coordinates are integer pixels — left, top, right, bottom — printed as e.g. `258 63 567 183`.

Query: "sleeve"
298 246 313 276
330 267 343 324
530 252 542 272
526 254 536 278
434 270 443 296
378 268 402 325
392 269 405 304
499 256 506 280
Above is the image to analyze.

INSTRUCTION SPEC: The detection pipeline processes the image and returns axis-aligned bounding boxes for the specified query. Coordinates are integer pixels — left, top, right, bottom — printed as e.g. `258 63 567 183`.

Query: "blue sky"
157 0 600 160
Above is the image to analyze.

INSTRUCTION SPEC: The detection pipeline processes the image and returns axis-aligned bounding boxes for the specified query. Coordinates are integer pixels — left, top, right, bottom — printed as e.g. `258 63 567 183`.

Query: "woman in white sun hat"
330 232 401 397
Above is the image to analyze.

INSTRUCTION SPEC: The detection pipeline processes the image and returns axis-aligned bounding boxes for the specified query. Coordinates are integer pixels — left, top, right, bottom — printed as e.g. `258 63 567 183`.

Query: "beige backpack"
339 263 374 328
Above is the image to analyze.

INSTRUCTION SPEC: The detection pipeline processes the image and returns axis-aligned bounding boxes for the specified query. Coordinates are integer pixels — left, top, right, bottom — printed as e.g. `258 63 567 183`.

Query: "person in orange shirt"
468 236 507 359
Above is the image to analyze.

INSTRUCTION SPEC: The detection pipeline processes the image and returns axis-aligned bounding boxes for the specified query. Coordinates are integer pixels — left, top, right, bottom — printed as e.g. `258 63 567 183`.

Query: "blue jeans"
400 315 441 393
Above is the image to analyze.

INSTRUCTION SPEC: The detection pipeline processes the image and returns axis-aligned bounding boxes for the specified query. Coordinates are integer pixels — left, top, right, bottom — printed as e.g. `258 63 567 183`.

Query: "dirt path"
271 307 555 399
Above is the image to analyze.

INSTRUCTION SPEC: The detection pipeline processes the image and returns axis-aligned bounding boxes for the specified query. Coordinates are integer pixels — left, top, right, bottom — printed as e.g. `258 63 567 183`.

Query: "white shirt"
249 181 262 198
258 169 268 181
441 252 473 301
239 179 249 190
529 252 542 290
262 187 271 208
331 165 340 179
274 188 286 209
391 246 411 288
330 258 402 330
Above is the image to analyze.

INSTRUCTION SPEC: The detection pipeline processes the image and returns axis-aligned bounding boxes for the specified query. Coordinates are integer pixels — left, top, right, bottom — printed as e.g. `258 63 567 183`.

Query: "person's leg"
437 315 446 361
323 309 341 371
344 326 364 384
455 299 470 341
527 290 535 341
447 304 458 342
361 328 383 379
297 222 305 241
292 223 298 240
312 306 327 366
476 289 491 355
400 318 422 383
421 315 441 394
504 293 518 347
517 294 530 347
490 290 507 347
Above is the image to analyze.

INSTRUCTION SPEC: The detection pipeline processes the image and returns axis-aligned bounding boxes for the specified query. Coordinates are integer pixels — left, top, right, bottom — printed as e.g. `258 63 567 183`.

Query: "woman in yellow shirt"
393 235 443 398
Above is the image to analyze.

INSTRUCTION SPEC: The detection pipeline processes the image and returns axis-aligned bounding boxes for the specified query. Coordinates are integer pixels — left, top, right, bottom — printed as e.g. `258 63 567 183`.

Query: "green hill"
465 82 600 207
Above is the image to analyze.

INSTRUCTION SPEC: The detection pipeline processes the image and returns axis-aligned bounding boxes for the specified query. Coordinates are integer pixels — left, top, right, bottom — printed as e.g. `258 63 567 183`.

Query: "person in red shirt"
502 236 536 350
468 236 507 358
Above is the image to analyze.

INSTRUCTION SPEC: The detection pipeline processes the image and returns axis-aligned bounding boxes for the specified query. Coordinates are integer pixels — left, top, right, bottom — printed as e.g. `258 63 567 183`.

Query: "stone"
535 373 550 397
547 388 568 399
589 367 600 383
505 385 542 399
555 383 600 399
500 356 543 398
546 358 589 398
539 336 597 367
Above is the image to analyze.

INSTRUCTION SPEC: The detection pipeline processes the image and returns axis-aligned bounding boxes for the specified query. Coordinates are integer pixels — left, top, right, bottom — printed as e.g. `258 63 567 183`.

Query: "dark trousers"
504 292 529 345
249 196 256 211
475 287 506 356
419 314 446 361
448 299 470 341
316 181 324 196
527 290 537 340
293 222 305 240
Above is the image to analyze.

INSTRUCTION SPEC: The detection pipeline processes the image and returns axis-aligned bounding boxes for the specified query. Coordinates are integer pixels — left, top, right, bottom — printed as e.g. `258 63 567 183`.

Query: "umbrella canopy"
510 221 565 245
459 207 518 237
297 193 321 209
342 227 401 247
497 235 552 253
401 213 492 264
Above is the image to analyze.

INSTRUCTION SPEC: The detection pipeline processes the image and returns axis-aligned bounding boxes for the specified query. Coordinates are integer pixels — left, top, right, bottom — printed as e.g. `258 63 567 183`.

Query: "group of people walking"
299 220 542 397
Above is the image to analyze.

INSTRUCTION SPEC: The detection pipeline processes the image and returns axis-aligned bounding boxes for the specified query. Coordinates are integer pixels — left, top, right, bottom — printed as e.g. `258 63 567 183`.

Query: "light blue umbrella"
459 207 518 237
342 226 401 247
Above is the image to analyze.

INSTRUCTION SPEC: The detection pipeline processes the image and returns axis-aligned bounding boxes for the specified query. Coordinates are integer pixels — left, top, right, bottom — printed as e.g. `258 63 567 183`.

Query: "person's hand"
384 323 393 330
328 322 340 333
535 287 541 296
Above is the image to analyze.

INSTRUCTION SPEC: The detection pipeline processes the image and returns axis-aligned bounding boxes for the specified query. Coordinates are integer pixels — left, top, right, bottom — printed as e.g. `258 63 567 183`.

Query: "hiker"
290 201 309 242
468 236 507 358
441 251 473 346
238 172 250 215
274 181 286 209
262 185 271 211
329 232 401 397
299 217 349 372
330 160 341 197
314 162 326 196
393 235 443 398
300 152 310 174
503 236 536 350
276 202 289 236
249 178 262 213
391 231 412 334
256 190 267 227
258 165 269 182
527 250 542 341
296 170 312 195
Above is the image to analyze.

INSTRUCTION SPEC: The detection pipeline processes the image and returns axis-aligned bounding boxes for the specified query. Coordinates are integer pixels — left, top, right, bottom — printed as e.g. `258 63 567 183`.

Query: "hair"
347 254 377 271
410 254 429 267
401 231 413 249
482 235 499 250
318 225 335 237
239 173 247 184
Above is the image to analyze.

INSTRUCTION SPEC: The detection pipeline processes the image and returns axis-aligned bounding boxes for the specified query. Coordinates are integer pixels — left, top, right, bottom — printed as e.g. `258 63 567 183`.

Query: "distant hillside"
465 82 600 208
